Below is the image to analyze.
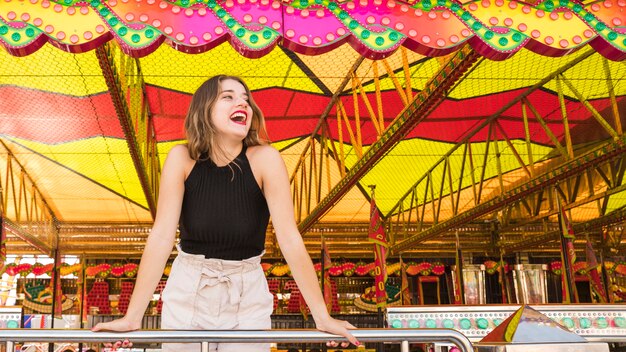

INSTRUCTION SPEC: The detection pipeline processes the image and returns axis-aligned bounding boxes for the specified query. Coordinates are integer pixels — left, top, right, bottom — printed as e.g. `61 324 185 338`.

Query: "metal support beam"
392 137 626 253
0 140 56 222
298 45 481 233
506 205 626 252
601 155 626 215
95 43 158 218
559 73 619 139
0 139 56 255
499 174 626 243
603 58 623 135
2 217 51 255
289 56 365 183
386 49 596 219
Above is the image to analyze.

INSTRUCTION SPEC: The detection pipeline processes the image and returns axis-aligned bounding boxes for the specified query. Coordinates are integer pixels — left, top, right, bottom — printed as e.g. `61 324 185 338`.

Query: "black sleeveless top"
179 146 270 260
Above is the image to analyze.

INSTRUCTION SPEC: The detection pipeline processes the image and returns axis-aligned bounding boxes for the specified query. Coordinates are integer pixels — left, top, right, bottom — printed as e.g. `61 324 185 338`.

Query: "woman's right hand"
91 316 140 351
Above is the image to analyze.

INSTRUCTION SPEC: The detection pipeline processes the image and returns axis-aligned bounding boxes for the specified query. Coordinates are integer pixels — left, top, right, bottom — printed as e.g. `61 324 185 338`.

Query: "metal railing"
0 328 474 352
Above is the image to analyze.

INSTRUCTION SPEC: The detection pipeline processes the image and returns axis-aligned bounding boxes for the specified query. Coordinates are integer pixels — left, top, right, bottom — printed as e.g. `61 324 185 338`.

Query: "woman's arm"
92 145 189 332
253 145 359 346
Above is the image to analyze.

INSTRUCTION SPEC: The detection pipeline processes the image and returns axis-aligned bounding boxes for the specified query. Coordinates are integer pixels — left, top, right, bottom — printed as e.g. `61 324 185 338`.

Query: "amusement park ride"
1 0 626 349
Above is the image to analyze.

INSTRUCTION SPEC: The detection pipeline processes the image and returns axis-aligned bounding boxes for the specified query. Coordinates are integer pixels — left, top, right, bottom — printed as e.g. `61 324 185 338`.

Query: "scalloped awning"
1 0 626 60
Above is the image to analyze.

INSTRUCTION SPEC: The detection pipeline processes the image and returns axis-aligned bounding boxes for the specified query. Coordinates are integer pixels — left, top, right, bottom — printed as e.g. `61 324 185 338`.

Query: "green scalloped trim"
46 0 279 50
205 0 280 50
535 0 626 51
421 0 528 52
292 0 405 51
90 0 160 49
3 0 626 54
127 0 280 49
0 18 43 47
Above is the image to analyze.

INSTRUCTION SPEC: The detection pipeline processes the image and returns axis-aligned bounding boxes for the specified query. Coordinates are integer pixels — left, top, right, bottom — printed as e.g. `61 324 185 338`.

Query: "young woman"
92 75 359 351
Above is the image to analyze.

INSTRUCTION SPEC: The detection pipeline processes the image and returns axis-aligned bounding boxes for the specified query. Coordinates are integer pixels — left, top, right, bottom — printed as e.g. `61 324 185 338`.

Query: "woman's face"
210 78 254 141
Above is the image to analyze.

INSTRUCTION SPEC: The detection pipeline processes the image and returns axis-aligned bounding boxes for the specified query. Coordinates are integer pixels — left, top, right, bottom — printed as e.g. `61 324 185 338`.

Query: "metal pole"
202 341 209 352
50 248 59 329
599 247 612 303
77 254 86 352
377 307 384 352
555 189 578 303
401 340 409 352
49 247 60 352
301 312 307 352
455 231 465 305
320 236 327 352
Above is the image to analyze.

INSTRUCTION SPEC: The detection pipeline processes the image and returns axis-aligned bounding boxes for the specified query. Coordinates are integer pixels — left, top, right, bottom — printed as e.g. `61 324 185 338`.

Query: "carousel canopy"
1 0 625 258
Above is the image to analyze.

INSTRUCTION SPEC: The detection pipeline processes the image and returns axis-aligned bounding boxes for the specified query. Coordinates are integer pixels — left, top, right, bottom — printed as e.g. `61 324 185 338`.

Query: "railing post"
401 340 409 352
202 341 209 352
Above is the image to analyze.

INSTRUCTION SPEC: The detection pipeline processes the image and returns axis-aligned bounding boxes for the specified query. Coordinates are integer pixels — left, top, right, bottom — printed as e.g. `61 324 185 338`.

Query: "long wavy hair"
184 75 269 161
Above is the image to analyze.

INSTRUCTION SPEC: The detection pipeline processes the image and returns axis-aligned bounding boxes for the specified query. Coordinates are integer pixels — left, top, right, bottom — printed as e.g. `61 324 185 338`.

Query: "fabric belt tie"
201 266 241 305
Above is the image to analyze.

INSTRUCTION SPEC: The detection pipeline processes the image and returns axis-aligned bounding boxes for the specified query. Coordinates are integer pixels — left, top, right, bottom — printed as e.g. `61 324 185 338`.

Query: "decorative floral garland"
0 262 147 278
84 263 140 278
604 261 626 276
547 260 626 276
7 259 622 279
549 260 588 275
262 259 518 277
483 260 510 275
262 261 446 277
261 259 626 277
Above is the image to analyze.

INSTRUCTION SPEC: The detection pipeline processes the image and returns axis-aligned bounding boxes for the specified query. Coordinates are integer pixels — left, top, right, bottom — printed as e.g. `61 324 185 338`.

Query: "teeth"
231 113 246 121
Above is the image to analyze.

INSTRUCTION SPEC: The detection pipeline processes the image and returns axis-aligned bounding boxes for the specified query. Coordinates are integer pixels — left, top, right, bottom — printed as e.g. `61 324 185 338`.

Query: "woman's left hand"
314 316 360 348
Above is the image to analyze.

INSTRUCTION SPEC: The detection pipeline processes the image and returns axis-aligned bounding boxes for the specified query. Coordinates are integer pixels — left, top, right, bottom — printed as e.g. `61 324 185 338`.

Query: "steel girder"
0 140 55 255
96 42 160 219
295 45 481 233
387 48 626 254
391 129 626 253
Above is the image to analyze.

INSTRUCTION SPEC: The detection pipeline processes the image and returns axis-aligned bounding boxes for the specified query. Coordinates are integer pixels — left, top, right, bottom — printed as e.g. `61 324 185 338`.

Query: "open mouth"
230 111 248 125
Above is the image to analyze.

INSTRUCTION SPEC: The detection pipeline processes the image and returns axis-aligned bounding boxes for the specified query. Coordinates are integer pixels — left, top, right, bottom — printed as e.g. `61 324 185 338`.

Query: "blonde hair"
184 75 270 161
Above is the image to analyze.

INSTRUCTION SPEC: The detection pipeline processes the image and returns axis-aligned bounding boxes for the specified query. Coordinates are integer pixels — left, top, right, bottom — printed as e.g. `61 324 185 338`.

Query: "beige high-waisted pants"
160 247 273 351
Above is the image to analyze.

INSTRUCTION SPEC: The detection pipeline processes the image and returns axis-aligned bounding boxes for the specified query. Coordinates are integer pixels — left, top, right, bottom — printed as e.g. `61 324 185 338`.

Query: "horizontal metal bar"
0 328 473 352
389 304 626 314
585 336 626 343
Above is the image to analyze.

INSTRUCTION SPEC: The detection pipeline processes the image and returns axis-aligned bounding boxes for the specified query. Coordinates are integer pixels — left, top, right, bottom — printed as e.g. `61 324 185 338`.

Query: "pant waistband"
176 244 263 273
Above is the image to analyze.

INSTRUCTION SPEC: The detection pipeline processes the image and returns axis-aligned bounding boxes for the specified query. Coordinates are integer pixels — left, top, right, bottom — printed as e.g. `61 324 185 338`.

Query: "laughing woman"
92 75 359 351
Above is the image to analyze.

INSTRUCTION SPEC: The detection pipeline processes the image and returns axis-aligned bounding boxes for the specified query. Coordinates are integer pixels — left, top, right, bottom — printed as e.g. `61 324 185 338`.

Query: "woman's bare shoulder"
247 144 284 182
168 144 191 158
165 144 195 175
247 144 281 163
165 144 193 163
